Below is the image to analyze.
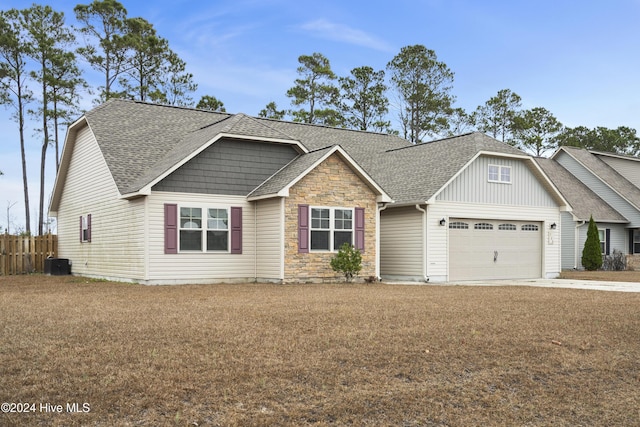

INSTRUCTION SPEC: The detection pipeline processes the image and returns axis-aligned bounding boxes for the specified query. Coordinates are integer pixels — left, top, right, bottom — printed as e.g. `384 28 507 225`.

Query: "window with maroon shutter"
230 206 242 254
164 204 178 254
80 214 92 243
298 204 309 253
355 207 365 252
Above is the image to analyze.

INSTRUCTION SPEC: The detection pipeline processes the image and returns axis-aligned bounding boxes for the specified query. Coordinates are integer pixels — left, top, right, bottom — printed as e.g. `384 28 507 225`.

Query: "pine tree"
581 215 602 271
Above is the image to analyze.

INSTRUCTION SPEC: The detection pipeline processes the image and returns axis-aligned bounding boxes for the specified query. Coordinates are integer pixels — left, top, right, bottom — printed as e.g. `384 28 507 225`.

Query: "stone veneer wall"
284 153 378 282
626 254 640 270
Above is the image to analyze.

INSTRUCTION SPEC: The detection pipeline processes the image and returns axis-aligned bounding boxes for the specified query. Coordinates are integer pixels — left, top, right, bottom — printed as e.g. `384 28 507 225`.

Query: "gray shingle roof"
85 99 230 193
364 132 527 204
534 157 628 222
81 100 547 205
249 147 334 198
558 146 640 211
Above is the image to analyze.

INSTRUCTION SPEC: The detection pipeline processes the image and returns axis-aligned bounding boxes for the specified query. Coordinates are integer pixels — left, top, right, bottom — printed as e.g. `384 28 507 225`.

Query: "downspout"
415 204 429 282
377 202 389 280
575 220 586 269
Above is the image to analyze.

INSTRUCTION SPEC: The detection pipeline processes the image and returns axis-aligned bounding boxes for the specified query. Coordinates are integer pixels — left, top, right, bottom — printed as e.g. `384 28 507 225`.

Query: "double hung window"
179 207 229 252
488 164 511 183
310 207 353 251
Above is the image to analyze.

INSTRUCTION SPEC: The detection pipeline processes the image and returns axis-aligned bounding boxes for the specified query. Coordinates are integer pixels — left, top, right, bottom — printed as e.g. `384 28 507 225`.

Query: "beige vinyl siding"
146 192 255 284
380 206 424 279
256 197 284 281
56 125 146 280
437 156 557 207
426 202 561 281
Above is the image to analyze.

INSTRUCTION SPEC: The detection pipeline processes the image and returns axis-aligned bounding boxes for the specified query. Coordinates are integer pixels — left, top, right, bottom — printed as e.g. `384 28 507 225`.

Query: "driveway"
386 278 640 292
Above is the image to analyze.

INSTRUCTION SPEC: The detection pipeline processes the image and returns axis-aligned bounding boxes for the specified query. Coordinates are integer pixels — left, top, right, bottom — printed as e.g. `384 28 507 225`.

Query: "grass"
1 275 640 426
559 269 640 282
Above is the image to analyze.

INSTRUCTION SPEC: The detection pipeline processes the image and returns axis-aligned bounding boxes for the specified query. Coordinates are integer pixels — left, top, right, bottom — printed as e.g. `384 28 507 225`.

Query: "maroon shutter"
87 214 92 242
355 207 365 252
298 204 309 253
230 206 242 254
164 204 178 254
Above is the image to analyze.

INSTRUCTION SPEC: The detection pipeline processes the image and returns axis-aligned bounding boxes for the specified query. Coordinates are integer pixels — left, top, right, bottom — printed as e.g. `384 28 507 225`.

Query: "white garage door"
449 219 542 281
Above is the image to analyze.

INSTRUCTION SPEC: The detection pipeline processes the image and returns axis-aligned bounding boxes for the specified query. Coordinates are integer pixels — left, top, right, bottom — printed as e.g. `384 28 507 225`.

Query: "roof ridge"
384 131 478 153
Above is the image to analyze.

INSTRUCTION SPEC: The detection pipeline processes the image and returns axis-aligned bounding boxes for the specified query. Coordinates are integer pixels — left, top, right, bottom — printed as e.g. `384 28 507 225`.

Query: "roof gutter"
415 204 430 283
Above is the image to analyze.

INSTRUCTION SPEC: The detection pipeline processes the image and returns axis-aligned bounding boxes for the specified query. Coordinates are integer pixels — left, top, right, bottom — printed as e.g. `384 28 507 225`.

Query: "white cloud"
297 19 394 53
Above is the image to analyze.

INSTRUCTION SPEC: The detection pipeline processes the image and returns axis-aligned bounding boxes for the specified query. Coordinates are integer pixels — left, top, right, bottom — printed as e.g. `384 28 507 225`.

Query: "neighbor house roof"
553 146 640 211
534 157 628 223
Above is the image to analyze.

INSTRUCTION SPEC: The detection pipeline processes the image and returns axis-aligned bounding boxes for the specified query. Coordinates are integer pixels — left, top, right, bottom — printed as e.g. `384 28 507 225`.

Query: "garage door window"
449 221 469 229
522 224 539 231
474 223 494 230
498 223 517 231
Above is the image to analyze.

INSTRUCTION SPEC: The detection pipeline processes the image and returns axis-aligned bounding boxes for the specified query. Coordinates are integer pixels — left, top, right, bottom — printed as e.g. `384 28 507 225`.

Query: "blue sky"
1 0 640 232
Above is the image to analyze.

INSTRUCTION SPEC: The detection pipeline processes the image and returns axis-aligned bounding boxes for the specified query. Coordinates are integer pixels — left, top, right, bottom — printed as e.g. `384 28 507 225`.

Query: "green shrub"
581 215 603 271
330 243 362 282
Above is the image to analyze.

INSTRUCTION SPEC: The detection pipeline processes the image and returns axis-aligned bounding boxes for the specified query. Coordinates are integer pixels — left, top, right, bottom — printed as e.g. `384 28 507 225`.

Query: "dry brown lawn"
1 275 639 426
559 269 640 283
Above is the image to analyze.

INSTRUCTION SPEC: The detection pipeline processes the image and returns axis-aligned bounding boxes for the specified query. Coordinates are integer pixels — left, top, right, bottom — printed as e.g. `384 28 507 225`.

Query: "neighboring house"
50 99 569 284
542 146 640 270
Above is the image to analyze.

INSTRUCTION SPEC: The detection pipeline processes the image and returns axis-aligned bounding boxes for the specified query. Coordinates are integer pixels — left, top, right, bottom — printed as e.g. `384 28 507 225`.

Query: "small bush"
582 215 602 271
603 249 626 271
330 243 362 283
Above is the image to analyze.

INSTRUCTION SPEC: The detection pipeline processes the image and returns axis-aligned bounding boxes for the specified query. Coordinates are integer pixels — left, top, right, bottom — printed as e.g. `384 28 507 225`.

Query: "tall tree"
74 0 130 102
48 50 86 171
22 4 75 235
154 50 197 106
0 9 32 234
118 17 168 101
446 107 474 136
472 89 522 144
386 44 455 143
556 126 640 156
259 101 285 119
338 65 391 132
286 52 341 126
512 107 563 156
196 95 225 112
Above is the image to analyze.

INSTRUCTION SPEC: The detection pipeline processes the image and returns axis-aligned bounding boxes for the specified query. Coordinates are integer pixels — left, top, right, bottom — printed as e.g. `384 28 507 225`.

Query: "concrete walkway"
386 278 640 292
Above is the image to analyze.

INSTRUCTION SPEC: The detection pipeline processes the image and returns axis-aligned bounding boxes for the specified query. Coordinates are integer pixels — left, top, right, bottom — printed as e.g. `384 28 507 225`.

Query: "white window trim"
598 229 607 254
178 204 230 253
488 164 512 184
309 206 354 252
81 215 90 242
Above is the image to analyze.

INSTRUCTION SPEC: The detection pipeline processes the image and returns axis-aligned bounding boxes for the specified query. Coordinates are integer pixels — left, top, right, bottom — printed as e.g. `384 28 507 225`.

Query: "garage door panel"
449 219 541 281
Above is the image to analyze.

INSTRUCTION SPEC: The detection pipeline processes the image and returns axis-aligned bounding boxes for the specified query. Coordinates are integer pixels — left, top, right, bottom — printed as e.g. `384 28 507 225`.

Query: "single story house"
50 99 570 284
538 146 640 270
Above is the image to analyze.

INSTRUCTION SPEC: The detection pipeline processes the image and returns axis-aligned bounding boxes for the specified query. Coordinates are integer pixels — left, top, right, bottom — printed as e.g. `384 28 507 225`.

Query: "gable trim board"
51 100 574 284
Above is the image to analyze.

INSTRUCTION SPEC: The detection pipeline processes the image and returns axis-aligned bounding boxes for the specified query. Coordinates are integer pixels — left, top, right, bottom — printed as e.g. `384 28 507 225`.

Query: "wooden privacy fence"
0 234 57 275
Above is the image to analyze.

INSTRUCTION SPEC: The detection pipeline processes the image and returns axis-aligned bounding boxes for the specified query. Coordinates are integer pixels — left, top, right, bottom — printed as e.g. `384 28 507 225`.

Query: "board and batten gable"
555 151 640 227
255 197 284 281
152 139 299 195
429 155 562 281
146 191 255 284
56 124 146 280
436 155 557 207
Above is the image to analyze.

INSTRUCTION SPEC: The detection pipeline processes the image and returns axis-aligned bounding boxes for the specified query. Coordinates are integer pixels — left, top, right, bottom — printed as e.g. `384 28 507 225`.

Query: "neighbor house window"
310 207 353 251
634 230 640 254
179 206 229 252
488 164 511 183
